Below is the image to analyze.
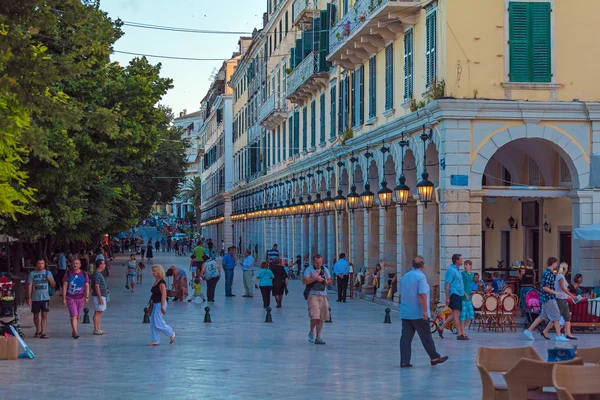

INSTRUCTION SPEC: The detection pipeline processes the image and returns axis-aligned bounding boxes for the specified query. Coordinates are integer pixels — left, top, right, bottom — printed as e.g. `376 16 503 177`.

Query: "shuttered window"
426 10 437 87
509 2 551 82
310 100 316 148
320 92 326 144
368 57 376 119
385 43 394 111
288 116 294 157
277 126 281 163
283 123 287 161
330 85 337 138
359 65 364 125
302 106 307 151
404 28 414 100
293 110 300 155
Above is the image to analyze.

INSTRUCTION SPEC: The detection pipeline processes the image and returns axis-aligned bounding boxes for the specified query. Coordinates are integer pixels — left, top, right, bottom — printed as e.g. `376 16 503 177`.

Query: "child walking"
256 261 274 308
188 277 206 302
137 262 145 285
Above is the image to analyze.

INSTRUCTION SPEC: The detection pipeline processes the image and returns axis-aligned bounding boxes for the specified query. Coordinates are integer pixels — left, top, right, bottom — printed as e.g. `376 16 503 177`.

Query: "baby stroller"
0 278 24 339
524 289 544 333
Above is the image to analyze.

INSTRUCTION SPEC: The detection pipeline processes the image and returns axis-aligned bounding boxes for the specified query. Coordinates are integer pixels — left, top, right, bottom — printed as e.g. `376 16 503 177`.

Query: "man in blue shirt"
240 249 255 298
438 254 468 340
222 246 236 297
332 253 350 303
399 256 448 368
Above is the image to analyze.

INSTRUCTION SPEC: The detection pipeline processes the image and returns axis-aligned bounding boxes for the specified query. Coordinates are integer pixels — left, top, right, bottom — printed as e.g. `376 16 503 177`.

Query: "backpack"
46 270 55 297
303 267 325 300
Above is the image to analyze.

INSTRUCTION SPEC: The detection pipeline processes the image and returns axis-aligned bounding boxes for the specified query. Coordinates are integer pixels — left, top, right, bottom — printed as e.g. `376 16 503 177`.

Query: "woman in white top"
550 262 578 340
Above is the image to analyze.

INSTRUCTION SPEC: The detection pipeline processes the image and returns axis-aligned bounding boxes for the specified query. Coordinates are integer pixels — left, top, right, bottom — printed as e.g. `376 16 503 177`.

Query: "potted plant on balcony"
335 32 343 41
358 13 366 22
341 127 354 145
285 67 293 75
342 21 351 37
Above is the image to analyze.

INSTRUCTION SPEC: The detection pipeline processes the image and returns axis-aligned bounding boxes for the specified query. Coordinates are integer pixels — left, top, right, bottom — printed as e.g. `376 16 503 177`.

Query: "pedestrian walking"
78 248 89 273
125 254 139 292
203 255 221 302
302 254 332 345
221 240 225 256
148 265 176 346
552 262 578 340
332 253 350 303
222 246 236 297
241 249 255 298
270 258 288 308
92 259 108 335
27 258 55 339
155 239 160 253
257 261 274 308
438 254 468 340
460 260 475 334
399 256 448 368
62 259 89 339
140 241 146 261
160 238 166 252
524 257 569 341
55 249 68 294
267 244 280 262
146 239 153 262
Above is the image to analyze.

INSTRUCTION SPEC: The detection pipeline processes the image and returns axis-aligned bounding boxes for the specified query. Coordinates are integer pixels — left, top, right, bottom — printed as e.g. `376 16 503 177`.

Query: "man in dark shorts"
438 254 468 340
27 258 56 339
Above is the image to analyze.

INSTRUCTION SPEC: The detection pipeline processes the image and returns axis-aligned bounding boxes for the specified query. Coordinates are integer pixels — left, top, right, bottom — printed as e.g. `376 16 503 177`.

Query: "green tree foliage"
179 176 202 227
0 0 186 245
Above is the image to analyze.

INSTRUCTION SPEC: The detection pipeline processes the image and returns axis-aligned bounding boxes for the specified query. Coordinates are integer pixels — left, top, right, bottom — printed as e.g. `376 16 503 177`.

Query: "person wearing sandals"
62 259 89 339
148 265 176 346
92 259 109 335
548 262 578 340
27 258 55 339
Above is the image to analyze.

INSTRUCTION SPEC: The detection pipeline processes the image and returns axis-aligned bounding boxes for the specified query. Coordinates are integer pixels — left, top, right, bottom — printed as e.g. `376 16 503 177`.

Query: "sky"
100 0 266 116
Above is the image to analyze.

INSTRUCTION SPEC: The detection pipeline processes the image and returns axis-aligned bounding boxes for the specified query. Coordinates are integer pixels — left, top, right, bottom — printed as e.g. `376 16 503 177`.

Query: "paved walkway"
1 229 595 399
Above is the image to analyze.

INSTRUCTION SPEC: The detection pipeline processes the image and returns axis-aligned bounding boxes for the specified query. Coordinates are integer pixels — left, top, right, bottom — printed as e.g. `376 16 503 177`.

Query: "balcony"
328 0 421 70
248 123 261 143
258 94 289 130
293 0 320 29
286 51 330 106
249 76 262 97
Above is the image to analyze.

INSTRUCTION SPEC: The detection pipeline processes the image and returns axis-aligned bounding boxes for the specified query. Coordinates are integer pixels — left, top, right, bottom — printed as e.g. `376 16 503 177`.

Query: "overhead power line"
122 21 253 35
113 50 291 61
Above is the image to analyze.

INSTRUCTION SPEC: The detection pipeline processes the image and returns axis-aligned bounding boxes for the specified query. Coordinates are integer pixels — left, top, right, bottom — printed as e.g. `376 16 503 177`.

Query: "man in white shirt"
241 249 255 298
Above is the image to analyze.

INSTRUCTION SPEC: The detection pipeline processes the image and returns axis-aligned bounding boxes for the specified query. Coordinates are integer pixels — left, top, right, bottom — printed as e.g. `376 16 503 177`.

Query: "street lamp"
323 191 334 213
289 198 297 216
360 183 374 209
334 189 346 212
297 196 306 215
395 134 411 209
305 195 314 214
377 181 393 208
417 125 435 208
313 193 324 214
347 185 360 211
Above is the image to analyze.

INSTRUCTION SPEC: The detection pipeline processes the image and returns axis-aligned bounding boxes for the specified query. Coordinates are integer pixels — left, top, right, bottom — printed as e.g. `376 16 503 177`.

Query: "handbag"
46 271 55 296
547 347 576 362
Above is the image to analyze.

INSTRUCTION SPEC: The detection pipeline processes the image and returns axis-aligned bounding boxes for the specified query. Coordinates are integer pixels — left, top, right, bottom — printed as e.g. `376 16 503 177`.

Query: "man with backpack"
27 258 56 339
302 254 332 345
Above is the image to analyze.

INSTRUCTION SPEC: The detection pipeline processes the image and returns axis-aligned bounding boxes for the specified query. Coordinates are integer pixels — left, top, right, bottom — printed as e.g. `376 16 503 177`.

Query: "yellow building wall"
445 0 600 101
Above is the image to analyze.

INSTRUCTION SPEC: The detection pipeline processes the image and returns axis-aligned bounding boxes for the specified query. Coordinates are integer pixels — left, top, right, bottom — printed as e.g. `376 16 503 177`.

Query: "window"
404 28 414 100
279 20 282 44
426 10 437 87
294 109 300 154
330 85 337 138
283 123 287 161
560 157 571 185
288 116 294 157
275 127 279 164
385 43 394 111
528 157 541 186
509 2 551 82
359 65 364 125
285 11 289 34
320 92 326 144
274 29 277 49
368 57 377 118
343 0 349 15
310 100 316 148
302 106 308 151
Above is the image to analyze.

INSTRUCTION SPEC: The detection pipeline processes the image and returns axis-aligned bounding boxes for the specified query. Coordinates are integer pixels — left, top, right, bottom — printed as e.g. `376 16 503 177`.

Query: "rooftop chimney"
263 12 268 28
183 109 187 115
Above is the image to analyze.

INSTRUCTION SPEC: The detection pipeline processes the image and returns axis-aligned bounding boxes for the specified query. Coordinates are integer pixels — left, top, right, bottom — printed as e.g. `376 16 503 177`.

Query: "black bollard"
384 308 392 324
82 308 90 324
325 307 332 323
265 307 273 323
204 307 212 323
143 308 150 323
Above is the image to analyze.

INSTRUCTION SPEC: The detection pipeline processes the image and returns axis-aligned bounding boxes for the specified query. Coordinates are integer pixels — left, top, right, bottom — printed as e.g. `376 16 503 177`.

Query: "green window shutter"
404 29 414 100
302 106 307 151
290 47 296 69
330 85 337 138
283 123 287 161
293 110 300 154
426 11 437 86
295 39 303 66
319 10 330 71
310 100 316 147
369 57 376 118
385 44 394 110
288 117 293 157
359 65 364 125
509 2 531 82
338 77 344 133
277 126 281 163
303 30 314 58
350 71 356 127
320 92 326 144
531 2 551 82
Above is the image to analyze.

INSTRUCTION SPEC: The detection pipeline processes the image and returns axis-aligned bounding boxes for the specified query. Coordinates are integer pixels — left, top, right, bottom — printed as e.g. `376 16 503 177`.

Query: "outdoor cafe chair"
575 346 600 365
552 364 600 400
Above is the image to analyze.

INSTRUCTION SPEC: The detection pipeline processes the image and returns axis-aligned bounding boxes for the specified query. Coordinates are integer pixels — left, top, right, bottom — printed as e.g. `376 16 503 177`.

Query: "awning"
574 223 600 240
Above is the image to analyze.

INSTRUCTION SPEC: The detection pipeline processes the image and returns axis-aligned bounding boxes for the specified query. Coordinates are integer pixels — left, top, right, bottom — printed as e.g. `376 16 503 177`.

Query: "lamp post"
417 125 435 208
377 181 393 208
360 183 374 209
347 185 360 212
313 193 324 214
394 134 411 209
323 190 335 213
305 195 314 215
334 189 346 212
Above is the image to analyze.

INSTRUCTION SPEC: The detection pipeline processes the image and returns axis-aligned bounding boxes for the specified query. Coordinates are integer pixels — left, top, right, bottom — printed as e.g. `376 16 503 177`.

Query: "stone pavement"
1 231 596 399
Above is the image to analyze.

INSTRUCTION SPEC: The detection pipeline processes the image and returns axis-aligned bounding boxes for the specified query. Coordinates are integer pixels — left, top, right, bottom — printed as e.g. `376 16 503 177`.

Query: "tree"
179 176 202 228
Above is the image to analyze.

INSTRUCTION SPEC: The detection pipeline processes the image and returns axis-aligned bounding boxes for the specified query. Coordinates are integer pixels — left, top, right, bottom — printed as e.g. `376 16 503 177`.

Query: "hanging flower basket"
358 13 366 22
342 21 351 37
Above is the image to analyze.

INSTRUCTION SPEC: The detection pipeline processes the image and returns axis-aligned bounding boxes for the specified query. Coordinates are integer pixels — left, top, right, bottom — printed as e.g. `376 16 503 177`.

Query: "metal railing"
329 0 390 53
259 94 288 123
293 0 318 24
248 123 261 143
286 51 327 97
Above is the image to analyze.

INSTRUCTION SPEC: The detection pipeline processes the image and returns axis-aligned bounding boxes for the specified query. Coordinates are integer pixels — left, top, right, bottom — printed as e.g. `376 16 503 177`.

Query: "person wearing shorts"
547 262 578 340
62 259 89 339
125 254 138 292
439 254 468 340
27 258 55 339
524 257 568 341
92 259 109 335
302 254 332 345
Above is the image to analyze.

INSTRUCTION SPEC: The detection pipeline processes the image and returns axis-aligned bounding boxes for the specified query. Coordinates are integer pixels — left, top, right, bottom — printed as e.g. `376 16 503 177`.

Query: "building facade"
223 0 600 299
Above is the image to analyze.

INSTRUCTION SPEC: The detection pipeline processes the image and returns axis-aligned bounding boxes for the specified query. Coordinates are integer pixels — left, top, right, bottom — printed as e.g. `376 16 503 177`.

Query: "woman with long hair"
549 262 578 340
270 258 288 308
148 265 176 346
